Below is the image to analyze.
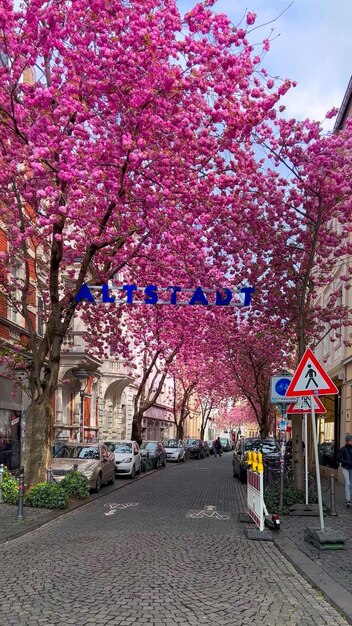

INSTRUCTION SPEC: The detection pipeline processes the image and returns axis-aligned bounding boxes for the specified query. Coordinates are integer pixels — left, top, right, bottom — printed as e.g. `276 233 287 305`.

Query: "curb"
273 532 352 625
0 467 160 545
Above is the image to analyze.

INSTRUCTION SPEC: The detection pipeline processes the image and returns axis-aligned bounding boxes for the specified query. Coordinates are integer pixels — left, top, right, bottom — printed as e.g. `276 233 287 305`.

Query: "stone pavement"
233 467 352 624
0 471 142 544
0 454 350 626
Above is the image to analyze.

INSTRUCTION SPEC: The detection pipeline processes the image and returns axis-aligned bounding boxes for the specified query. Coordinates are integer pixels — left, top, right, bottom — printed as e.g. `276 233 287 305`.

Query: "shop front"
317 384 341 476
0 372 23 470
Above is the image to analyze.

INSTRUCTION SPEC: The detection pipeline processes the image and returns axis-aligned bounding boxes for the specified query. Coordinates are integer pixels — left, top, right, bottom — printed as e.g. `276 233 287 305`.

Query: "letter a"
75 284 95 303
189 287 208 306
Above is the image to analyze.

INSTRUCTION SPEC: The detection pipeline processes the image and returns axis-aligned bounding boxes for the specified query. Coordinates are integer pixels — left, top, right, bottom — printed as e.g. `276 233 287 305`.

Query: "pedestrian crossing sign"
287 396 327 414
286 348 338 397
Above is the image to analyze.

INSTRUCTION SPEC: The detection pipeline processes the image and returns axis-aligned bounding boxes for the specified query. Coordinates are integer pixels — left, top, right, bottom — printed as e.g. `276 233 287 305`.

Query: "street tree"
252 117 352 486
0 0 297 485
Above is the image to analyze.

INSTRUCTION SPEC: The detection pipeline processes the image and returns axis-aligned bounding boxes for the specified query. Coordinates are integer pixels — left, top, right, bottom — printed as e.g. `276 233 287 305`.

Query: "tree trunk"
292 414 304 490
131 414 143 446
176 423 184 440
200 426 205 440
23 400 53 487
259 419 270 438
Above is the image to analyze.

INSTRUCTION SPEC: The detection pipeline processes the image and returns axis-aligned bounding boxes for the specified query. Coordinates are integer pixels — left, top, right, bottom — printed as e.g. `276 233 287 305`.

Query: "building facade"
315 76 352 480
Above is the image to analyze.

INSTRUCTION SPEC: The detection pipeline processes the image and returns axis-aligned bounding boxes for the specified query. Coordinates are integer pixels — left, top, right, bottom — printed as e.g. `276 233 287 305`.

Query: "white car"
104 440 142 478
163 439 186 463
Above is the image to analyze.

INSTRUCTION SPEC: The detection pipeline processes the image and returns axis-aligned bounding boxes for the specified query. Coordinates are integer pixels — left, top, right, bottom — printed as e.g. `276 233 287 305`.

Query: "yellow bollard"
247 450 252 468
252 451 257 472
257 451 263 474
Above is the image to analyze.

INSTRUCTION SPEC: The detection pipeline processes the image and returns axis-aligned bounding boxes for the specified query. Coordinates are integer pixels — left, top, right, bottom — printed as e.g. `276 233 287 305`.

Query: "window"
9 265 21 323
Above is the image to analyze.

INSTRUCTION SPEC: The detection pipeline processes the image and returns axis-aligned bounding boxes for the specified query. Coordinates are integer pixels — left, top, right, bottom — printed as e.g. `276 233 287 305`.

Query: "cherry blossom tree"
1 0 291 484
251 117 352 487
215 402 257 438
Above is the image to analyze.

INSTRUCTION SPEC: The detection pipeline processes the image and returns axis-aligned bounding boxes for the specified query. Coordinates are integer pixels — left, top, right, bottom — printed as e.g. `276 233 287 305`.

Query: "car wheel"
95 473 102 493
131 465 136 479
109 471 116 485
177 455 181 463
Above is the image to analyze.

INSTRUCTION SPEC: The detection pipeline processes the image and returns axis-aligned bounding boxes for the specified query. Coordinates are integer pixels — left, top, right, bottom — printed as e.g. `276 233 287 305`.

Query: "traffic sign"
270 376 296 404
287 396 327 415
286 348 338 397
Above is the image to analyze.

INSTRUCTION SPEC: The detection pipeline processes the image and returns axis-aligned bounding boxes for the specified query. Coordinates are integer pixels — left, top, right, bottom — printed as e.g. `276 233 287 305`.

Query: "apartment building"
315 76 352 479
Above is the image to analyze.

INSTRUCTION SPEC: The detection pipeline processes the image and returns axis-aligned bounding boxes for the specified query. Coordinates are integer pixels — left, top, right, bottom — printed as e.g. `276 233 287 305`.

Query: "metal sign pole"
304 412 309 505
310 399 324 531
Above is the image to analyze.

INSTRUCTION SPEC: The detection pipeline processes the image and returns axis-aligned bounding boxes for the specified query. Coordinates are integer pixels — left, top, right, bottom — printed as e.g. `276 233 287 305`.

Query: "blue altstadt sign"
74 284 255 308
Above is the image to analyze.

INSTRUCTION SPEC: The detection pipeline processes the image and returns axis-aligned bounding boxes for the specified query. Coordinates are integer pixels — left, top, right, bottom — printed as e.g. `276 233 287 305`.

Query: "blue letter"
122 284 137 304
144 285 158 304
189 287 208 306
168 286 181 304
75 284 95 303
215 288 232 306
102 283 115 303
240 287 255 306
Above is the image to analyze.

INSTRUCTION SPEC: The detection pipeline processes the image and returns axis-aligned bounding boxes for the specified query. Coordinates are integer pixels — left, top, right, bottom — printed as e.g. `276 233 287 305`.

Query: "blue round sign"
275 378 291 397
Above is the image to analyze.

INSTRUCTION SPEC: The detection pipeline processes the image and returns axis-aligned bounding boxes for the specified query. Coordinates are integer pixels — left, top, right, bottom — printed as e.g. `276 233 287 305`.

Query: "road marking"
186 505 229 520
104 502 138 516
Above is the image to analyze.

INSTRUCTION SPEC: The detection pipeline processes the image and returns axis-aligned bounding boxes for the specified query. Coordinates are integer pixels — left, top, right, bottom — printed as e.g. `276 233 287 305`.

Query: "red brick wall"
0 229 7 253
0 322 9 339
0 294 7 317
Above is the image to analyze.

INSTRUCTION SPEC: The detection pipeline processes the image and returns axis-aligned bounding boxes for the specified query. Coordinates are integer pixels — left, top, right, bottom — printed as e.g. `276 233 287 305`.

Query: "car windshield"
54 445 100 460
109 442 132 453
140 442 157 450
220 439 228 445
164 440 179 448
244 440 280 454
185 439 198 445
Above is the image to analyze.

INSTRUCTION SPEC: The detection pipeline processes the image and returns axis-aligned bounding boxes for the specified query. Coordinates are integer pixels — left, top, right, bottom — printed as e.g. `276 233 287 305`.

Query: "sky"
179 0 352 129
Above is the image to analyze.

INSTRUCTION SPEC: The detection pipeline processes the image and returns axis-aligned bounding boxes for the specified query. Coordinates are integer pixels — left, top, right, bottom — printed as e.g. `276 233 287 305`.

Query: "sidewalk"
234 474 352 624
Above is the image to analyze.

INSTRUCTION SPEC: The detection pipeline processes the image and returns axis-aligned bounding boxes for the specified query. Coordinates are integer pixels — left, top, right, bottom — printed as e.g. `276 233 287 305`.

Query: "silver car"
163 439 186 463
51 443 116 492
104 440 142 478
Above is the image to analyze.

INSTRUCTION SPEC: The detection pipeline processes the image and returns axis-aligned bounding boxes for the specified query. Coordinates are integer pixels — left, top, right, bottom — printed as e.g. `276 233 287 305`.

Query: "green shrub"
0 468 19 505
60 470 89 500
265 484 318 515
25 482 69 509
141 458 154 472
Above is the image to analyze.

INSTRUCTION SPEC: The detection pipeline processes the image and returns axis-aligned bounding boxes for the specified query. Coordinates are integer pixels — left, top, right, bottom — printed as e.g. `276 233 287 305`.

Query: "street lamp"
73 369 88 443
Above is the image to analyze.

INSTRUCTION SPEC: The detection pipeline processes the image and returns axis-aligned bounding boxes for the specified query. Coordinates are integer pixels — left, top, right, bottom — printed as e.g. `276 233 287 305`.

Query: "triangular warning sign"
286 348 338 397
287 396 327 414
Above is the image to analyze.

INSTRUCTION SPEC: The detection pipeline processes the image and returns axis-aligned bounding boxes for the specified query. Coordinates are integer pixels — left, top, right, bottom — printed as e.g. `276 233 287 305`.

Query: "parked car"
52 443 115 492
220 438 232 452
184 438 205 459
140 441 166 469
163 439 186 463
203 441 211 457
233 437 281 483
104 440 142 478
207 440 215 454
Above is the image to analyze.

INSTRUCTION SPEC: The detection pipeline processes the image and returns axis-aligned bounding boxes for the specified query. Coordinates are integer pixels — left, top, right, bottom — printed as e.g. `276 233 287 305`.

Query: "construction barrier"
247 452 265 531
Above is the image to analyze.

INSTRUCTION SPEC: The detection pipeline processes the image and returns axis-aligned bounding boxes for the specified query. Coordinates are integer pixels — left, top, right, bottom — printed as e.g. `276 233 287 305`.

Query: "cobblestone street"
0 454 348 626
